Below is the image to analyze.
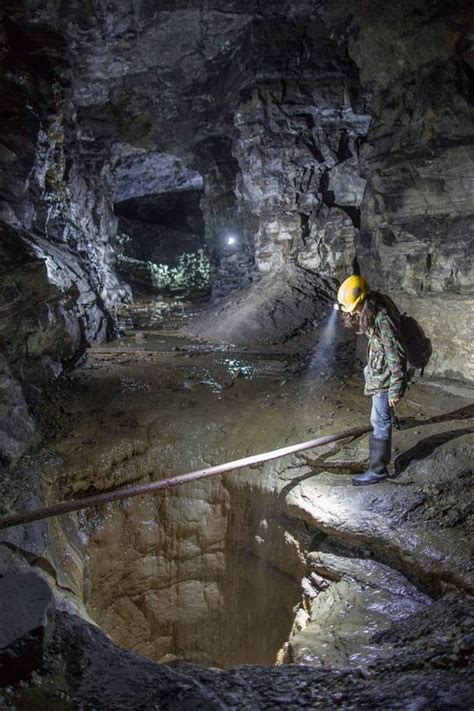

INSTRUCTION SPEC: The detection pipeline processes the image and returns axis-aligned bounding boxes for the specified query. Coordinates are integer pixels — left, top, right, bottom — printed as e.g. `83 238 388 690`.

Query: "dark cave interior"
0 1 473 708
114 188 210 297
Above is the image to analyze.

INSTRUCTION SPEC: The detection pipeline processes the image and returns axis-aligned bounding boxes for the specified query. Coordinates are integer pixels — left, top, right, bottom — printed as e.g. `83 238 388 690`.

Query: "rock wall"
82 478 298 667
330 0 474 380
0 10 130 460
232 16 371 278
185 2 473 379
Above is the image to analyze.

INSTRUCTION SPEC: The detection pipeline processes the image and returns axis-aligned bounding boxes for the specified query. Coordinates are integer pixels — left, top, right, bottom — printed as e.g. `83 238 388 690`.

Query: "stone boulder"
0 572 54 685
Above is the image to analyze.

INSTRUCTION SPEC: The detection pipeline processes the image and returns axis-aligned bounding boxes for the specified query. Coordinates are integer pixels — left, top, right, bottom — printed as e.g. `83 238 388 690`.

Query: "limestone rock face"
233 79 370 277
328 0 474 379
297 205 357 277
0 12 132 458
0 355 36 463
83 481 230 665
0 217 117 460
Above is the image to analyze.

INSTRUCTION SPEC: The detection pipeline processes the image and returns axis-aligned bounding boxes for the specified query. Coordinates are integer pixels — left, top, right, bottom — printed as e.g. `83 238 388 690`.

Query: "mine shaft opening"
80 481 301 668
113 188 211 329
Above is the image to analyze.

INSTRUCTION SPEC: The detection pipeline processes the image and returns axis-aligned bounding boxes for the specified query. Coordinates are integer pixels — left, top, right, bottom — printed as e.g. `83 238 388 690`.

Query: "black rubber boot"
352 436 391 486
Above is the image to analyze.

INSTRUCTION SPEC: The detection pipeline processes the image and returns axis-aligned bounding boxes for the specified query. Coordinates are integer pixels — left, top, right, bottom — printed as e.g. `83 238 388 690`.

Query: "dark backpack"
399 313 432 375
377 294 432 376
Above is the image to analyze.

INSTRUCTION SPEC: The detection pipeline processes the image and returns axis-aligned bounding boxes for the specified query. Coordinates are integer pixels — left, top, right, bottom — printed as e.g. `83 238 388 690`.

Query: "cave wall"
228 1 472 377
185 1 472 370
0 10 131 461
231 16 371 278
335 0 474 380
0 0 473 466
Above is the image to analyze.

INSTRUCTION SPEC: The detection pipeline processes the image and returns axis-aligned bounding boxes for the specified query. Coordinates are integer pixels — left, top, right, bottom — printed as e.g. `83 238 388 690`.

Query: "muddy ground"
0 316 473 708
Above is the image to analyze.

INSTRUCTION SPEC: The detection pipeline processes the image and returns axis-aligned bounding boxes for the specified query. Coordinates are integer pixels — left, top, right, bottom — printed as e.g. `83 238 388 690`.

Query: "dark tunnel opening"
114 188 211 300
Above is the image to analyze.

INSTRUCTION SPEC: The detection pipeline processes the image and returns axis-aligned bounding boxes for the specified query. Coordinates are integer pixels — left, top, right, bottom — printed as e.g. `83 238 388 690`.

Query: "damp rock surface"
0 0 473 707
1 0 472 388
0 595 472 710
1 329 472 707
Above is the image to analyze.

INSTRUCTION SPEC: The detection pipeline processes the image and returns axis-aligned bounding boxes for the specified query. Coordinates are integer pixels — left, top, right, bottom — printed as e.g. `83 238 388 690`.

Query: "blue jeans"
371 391 392 440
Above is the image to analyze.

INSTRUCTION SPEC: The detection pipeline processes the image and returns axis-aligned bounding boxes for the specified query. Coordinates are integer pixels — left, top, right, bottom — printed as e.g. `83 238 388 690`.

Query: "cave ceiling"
5 1 368 179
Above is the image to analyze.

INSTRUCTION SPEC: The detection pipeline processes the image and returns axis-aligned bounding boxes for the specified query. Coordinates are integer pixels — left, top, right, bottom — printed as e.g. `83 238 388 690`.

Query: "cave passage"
114 188 209 297
111 186 212 331
0 0 473 706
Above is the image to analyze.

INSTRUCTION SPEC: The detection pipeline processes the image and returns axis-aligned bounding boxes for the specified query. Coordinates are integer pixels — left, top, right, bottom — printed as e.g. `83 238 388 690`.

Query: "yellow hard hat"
337 275 368 312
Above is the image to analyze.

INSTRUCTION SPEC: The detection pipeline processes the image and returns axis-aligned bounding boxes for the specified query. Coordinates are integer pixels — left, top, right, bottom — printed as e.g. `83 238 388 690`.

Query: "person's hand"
389 396 401 408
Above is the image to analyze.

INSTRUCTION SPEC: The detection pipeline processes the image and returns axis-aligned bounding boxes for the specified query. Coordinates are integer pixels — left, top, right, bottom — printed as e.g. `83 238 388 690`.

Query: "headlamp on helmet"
337 275 368 313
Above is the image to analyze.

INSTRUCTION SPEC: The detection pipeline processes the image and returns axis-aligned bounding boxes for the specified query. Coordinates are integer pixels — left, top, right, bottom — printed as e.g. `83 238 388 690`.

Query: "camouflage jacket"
364 306 407 400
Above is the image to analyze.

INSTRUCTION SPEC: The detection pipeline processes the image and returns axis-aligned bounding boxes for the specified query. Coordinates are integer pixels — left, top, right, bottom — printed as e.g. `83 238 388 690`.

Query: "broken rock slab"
0 355 36 464
289 552 431 669
0 572 54 685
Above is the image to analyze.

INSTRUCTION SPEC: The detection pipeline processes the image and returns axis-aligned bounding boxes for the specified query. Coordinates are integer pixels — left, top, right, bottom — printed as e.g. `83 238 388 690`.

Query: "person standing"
337 275 407 485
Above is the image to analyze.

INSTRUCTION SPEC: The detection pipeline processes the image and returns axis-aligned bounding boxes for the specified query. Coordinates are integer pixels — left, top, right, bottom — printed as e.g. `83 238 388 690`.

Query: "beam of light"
306 306 339 377
227 235 237 245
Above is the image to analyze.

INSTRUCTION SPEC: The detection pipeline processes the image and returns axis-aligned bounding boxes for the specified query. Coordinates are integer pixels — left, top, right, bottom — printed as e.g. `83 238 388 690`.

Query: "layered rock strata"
0 13 130 461
1 1 472 457
331 0 474 379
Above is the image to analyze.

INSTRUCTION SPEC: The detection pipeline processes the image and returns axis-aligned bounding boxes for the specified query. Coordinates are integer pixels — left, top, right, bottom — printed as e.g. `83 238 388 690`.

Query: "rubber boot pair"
352 435 391 486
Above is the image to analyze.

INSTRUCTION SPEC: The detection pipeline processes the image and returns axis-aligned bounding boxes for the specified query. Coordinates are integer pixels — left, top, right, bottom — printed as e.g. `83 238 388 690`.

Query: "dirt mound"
183 264 335 345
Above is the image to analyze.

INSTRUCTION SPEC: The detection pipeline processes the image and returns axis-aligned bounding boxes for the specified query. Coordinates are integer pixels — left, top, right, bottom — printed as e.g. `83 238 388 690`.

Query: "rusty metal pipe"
0 426 370 530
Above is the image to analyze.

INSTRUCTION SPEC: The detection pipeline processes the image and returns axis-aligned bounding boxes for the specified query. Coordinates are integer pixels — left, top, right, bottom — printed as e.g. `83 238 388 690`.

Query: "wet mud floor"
6 326 474 670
